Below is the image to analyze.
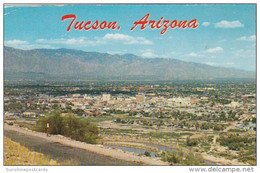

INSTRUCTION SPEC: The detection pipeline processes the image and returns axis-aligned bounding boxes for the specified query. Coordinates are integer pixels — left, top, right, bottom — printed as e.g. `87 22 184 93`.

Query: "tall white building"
136 93 145 105
102 94 111 102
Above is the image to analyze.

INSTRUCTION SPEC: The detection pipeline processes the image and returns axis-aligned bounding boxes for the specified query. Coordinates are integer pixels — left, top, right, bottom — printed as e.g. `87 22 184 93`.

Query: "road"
4 128 139 166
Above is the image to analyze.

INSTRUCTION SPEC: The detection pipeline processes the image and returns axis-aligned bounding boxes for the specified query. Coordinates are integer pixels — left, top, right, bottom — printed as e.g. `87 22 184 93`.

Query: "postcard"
2 2 257 171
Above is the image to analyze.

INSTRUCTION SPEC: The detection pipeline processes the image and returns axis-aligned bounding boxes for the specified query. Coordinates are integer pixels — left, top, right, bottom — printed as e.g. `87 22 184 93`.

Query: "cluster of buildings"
4 84 256 130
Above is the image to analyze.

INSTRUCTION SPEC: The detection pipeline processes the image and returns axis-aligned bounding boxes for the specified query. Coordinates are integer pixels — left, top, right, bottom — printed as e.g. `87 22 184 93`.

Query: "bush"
36 110 99 144
162 151 179 163
186 136 197 146
213 124 222 131
217 133 255 151
116 118 121 123
144 151 151 157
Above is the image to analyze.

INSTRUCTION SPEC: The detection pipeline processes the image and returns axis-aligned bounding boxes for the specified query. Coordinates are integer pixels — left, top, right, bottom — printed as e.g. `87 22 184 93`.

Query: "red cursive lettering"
61 14 120 31
61 14 76 31
131 13 198 35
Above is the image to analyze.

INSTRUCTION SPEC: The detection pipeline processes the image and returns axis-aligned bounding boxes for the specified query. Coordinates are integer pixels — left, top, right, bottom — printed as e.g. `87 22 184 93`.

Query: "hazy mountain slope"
4 47 255 82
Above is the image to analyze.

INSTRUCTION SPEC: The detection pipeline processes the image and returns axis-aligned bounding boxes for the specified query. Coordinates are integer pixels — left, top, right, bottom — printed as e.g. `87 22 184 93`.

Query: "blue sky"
4 4 256 71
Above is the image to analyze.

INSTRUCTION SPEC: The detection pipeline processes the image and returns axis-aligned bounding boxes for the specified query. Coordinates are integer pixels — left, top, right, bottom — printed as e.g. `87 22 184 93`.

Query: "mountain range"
4 47 255 83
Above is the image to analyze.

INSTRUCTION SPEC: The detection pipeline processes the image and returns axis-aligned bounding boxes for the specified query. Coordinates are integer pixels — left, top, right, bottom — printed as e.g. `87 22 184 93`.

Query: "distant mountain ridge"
4 47 255 82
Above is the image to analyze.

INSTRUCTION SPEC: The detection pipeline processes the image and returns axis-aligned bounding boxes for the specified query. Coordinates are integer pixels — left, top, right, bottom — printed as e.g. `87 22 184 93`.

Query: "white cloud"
6 35 150 50
233 49 255 59
36 34 152 47
189 52 197 56
205 47 223 53
103 33 153 45
188 52 205 57
4 39 55 50
5 39 28 45
36 37 105 46
215 20 244 28
206 62 235 68
140 49 157 58
106 50 127 55
237 35 256 42
205 62 217 66
6 34 152 50
167 51 176 57
141 52 156 58
139 49 177 58
226 62 235 66
202 22 210 27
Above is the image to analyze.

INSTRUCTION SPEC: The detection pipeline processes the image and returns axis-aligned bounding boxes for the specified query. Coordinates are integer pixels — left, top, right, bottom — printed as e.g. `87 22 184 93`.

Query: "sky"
4 4 256 72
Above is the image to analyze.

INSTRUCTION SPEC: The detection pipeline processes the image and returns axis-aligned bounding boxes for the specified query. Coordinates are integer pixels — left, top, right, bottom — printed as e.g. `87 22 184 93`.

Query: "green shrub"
186 136 197 146
36 110 99 144
161 151 179 164
218 133 256 151
144 151 151 157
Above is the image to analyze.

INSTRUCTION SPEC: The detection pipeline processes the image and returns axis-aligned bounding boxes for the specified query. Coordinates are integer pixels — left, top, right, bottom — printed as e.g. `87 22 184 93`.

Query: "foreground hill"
4 136 60 165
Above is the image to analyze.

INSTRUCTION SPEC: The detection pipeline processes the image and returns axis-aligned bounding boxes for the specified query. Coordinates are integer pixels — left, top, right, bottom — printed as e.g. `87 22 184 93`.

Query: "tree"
36 110 99 144
49 111 63 134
